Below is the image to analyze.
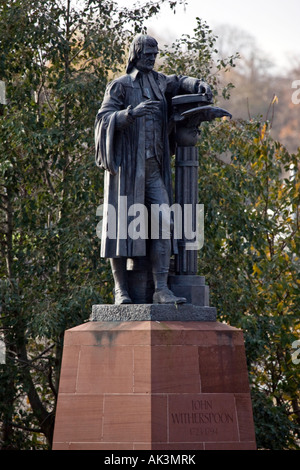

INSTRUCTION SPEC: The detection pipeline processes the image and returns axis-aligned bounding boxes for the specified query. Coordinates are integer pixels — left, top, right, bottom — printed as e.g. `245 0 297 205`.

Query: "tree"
214 24 300 155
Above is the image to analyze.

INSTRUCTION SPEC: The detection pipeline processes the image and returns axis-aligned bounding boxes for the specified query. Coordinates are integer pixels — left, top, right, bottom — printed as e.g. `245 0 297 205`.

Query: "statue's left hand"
197 82 213 102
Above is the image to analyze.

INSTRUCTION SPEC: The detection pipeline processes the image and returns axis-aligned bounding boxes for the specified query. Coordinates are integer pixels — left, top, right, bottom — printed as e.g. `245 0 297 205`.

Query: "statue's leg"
110 257 132 304
145 158 186 304
150 236 186 304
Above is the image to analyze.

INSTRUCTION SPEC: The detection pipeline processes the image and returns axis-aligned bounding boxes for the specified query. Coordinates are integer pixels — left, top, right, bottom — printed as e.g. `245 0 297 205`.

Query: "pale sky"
116 0 300 73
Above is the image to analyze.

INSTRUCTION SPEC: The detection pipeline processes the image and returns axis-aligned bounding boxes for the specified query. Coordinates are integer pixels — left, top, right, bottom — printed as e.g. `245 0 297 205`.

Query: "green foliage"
251 389 299 450
159 17 239 100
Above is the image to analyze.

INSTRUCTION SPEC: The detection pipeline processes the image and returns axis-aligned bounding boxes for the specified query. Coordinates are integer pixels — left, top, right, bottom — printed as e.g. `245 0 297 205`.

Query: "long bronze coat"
95 69 200 258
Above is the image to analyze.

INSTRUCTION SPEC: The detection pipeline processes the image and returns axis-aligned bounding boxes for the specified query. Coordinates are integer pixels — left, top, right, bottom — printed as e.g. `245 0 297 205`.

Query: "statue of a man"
95 34 212 304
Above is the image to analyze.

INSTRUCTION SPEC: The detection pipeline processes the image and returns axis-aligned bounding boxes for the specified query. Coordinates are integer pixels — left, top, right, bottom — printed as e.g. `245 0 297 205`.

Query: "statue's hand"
197 82 213 103
132 100 160 117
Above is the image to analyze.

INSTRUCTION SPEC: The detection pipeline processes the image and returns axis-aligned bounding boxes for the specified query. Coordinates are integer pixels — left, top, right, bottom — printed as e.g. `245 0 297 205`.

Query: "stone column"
174 145 199 275
168 94 221 305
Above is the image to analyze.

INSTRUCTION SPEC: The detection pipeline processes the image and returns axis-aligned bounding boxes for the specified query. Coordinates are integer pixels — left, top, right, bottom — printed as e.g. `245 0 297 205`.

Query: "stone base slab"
168 275 210 307
90 303 217 322
52 318 256 450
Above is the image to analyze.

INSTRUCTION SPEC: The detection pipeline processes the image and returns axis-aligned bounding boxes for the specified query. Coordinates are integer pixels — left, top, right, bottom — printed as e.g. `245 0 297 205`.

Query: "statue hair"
126 34 158 73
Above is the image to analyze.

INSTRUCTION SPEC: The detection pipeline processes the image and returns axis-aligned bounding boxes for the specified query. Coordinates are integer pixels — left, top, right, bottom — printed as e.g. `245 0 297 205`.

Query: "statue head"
126 34 158 74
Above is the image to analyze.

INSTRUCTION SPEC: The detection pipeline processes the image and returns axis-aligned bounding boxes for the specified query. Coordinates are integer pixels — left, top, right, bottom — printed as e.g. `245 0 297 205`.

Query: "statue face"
135 44 158 73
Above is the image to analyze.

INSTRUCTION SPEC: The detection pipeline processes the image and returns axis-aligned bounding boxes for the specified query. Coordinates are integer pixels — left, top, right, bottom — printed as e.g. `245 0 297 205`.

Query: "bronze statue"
95 34 213 305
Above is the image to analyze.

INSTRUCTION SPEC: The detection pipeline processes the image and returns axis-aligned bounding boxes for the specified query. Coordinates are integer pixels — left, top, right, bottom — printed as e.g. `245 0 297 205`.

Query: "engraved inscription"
168 395 238 442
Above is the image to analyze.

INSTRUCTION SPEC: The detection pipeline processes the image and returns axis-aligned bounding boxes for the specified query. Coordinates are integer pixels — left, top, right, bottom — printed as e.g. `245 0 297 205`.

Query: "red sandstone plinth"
52 321 256 450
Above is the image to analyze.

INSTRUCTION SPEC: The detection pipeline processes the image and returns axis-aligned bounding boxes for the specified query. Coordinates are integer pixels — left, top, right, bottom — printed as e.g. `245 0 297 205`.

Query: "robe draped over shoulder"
95 71 200 258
